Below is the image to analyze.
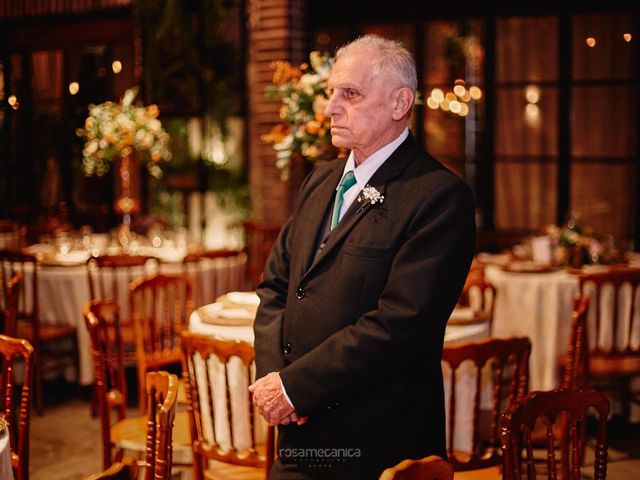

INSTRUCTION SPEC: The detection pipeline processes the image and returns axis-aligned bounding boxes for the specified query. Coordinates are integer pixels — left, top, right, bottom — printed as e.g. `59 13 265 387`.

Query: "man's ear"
391 87 414 120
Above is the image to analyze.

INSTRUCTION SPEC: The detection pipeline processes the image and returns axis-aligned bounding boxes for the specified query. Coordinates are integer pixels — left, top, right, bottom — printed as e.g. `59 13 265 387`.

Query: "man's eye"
328 88 335 96
345 89 359 98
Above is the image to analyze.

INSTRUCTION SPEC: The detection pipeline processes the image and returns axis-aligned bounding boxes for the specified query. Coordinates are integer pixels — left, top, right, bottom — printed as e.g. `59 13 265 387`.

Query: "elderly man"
250 35 475 479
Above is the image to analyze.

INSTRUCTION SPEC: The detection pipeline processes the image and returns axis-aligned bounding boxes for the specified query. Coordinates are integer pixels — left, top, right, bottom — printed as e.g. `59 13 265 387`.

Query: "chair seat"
453 465 501 479
17 321 76 341
204 460 267 480
111 410 191 452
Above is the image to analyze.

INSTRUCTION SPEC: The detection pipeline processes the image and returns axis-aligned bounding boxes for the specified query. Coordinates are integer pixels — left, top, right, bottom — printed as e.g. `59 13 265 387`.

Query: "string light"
112 61 123 74
68 82 80 95
426 82 482 117
586 37 596 47
623 33 632 42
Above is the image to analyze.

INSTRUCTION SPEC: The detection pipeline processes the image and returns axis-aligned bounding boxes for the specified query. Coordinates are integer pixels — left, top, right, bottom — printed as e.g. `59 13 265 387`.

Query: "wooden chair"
241 221 282 288
1 272 21 336
501 388 610 480
84 300 191 471
82 456 138 480
528 296 590 480
457 278 496 331
575 268 640 419
0 249 78 414
143 371 179 480
0 334 35 480
86 254 158 346
379 455 454 480
441 337 531 478
181 249 247 308
130 273 193 412
181 331 275 480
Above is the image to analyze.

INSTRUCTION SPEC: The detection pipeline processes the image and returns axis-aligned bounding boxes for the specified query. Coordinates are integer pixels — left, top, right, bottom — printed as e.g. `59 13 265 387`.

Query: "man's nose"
325 93 340 117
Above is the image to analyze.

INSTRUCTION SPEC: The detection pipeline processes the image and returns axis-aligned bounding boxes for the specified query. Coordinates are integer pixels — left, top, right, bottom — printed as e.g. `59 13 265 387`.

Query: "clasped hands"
249 372 308 426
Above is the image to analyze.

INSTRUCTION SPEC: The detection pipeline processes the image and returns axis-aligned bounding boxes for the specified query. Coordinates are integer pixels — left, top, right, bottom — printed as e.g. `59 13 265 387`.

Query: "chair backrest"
1 272 21 336
130 273 193 412
0 334 34 480
562 296 590 390
180 331 274 476
441 336 531 471
241 221 282 288
458 277 496 327
83 299 128 470
501 388 610 480
144 371 178 480
181 249 247 307
87 255 157 317
578 268 640 357
82 456 138 480
0 250 39 340
378 455 454 480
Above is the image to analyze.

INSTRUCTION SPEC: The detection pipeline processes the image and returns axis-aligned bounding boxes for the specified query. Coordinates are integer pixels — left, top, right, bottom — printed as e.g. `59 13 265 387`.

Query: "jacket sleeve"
279 179 476 415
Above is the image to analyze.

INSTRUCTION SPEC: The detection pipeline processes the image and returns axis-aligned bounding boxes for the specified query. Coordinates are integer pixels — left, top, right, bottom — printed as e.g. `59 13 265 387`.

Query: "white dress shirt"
335 128 409 223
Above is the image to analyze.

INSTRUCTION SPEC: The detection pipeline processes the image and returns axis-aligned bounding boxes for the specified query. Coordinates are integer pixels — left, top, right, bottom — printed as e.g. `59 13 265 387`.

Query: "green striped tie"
330 170 357 230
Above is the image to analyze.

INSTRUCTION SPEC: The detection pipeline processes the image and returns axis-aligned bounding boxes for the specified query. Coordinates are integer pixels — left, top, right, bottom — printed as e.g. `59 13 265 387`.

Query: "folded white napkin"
226 291 260 306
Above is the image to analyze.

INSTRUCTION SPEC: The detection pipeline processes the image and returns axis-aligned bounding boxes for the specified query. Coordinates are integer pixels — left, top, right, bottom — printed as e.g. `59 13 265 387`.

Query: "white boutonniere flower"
357 185 385 213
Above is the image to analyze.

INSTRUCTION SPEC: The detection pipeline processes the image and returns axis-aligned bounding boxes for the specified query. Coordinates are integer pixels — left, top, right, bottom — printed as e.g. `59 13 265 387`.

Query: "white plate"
226 291 260 306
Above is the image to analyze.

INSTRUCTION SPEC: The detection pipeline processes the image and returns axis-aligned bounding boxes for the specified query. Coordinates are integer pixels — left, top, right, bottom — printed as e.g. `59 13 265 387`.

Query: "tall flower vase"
114 151 141 230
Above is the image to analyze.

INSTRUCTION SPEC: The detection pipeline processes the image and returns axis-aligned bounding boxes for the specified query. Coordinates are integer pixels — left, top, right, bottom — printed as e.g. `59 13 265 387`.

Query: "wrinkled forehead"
328 52 381 89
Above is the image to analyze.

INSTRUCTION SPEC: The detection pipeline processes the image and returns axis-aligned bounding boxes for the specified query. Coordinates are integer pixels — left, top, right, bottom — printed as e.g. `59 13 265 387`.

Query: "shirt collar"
339 128 409 191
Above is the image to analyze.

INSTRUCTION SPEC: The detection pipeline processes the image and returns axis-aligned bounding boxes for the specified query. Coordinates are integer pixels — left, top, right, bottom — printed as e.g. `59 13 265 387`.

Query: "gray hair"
335 34 417 93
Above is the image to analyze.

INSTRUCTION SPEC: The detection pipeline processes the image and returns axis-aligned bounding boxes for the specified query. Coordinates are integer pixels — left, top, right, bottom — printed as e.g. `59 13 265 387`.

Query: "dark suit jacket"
254 134 476 479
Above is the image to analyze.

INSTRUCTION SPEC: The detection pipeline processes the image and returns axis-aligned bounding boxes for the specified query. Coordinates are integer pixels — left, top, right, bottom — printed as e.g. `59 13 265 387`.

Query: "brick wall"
247 0 308 224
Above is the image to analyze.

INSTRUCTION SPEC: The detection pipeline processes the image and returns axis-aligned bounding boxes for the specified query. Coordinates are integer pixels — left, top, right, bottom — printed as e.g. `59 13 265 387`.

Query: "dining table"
13 242 246 385
484 260 640 421
189 293 491 454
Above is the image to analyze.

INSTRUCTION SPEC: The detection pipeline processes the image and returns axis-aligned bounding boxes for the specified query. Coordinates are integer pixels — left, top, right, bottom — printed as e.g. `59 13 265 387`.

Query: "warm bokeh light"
97 67 107 77
469 86 482 100
317 33 330 45
586 37 596 47
112 60 123 74
525 85 540 104
525 103 540 127
453 85 466 97
426 97 439 109
449 100 461 113
8 94 17 106
623 33 632 43
454 78 465 86
431 88 444 103
440 99 450 111
445 92 456 102
458 103 469 117
68 82 80 95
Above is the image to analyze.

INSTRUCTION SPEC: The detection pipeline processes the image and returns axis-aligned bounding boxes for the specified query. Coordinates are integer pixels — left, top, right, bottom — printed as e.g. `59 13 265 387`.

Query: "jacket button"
283 343 292 354
296 287 305 299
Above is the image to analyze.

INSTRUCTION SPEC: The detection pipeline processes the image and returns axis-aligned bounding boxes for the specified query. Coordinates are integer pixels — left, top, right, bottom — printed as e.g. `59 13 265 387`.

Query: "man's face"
325 52 398 161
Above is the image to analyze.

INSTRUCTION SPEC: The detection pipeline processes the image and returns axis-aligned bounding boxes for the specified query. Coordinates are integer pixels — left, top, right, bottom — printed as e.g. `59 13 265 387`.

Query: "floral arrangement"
76 87 171 178
261 51 336 180
544 218 622 267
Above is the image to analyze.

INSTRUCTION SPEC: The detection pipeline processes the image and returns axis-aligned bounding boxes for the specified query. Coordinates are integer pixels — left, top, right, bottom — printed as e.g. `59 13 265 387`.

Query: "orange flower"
306 120 320 135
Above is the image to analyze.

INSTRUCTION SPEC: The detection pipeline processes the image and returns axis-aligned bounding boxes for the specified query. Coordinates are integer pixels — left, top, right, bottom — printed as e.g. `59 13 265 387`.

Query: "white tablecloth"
189 307 490 453
485 265 579 391
0 428 12 480
11 252 246 385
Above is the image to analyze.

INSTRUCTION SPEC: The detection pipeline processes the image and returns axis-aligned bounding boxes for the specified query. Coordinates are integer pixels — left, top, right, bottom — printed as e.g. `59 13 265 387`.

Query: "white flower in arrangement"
76 87 171 177
357 185 385 212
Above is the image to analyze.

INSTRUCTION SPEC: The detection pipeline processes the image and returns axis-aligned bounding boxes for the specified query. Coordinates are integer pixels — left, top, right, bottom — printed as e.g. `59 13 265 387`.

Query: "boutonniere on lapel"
357 185 385 214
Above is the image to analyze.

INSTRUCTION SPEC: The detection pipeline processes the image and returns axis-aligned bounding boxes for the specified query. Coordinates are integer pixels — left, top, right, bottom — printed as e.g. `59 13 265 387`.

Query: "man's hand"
249 372 296 425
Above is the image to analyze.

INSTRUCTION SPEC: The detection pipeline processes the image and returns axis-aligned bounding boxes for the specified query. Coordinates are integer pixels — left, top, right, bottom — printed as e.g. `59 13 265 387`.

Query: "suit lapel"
296 160 346 277
301 134 419 282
